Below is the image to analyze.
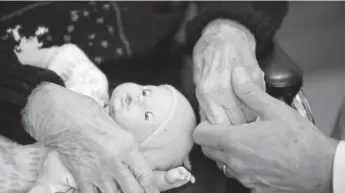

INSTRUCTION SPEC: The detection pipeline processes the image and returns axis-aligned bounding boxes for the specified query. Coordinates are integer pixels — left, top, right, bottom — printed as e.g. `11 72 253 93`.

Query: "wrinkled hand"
193 19 265 125
22 83 158 193
193 66 339 193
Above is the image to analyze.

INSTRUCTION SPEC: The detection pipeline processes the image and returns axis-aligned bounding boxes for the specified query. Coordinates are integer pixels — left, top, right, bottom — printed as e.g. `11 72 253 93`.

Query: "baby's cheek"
118 109 142 126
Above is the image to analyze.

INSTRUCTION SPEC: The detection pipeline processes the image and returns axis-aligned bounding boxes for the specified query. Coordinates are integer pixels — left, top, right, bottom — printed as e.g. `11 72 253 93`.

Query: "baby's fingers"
182 171 195 184
175 166 195 184
190 175 196 184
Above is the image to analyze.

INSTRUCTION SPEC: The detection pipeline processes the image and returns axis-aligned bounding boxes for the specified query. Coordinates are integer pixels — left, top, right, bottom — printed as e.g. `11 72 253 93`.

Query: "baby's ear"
28 183 51 193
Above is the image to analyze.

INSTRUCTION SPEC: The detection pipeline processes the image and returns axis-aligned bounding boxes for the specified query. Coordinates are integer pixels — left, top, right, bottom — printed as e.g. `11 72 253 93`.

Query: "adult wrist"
0 65 65 144
21 82 63 140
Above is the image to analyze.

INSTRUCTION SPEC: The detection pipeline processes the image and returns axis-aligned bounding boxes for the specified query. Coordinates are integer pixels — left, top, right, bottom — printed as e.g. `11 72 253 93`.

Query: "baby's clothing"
13 42 110 109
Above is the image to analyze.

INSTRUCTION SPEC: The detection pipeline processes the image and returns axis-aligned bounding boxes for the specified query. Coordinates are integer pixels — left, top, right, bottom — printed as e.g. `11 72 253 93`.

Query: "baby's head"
109 83 196 169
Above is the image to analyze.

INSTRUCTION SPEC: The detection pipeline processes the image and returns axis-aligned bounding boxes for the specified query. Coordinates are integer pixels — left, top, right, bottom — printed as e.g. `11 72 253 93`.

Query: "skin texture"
193 19 265 125
28 151 77 193
26 153 195 193
0 136 50 193
1 83 194 193
194 67 339 193
21 82 159 193
193 19 266 177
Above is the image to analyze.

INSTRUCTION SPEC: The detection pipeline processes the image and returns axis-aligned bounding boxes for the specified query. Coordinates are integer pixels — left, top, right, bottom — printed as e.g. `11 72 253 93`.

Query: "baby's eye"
144 112 153 122
142 88 152 96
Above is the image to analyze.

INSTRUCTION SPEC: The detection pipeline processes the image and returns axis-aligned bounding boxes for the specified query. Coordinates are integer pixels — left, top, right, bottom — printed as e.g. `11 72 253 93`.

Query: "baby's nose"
126 93 142 105
125 95 133 105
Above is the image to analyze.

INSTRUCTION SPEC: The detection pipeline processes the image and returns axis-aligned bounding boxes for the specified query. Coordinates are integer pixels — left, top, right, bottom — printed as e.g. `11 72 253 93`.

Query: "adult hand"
193 66 339 193
21 83 158 193
193 19 265 125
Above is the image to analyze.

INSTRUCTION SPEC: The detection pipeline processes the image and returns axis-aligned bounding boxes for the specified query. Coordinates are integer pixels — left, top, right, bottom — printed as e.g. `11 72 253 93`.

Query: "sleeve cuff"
333 140 345 193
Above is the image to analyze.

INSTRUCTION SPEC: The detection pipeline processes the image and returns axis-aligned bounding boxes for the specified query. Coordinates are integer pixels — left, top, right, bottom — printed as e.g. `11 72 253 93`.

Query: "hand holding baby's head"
109 83 197 191
29 83 197 193
110 83 196 170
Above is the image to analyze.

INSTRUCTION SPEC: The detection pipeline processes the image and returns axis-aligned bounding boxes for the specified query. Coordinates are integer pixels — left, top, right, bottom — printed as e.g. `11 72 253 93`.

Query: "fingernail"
233 66 249 84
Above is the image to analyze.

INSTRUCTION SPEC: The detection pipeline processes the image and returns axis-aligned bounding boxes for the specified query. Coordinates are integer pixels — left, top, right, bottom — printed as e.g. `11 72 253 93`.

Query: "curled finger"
196 88 228 124
122 148 158 193
95 177 120 193
216 162 237 179
113 163 145 193
193 121 230 149
73 175 95 193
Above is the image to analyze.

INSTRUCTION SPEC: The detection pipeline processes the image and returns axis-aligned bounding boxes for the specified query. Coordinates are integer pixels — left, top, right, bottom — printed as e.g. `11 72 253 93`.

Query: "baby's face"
110 83 172 142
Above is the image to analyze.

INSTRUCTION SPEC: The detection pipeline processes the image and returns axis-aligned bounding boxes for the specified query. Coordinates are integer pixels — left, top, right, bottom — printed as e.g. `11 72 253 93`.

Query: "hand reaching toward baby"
23 83 158 193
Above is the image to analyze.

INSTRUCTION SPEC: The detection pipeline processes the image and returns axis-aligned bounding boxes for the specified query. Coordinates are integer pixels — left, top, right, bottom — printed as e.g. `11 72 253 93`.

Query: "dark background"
277 1 345 136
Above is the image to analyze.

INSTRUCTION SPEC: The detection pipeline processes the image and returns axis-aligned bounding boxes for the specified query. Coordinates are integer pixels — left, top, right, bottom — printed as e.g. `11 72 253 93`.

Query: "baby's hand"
166 166 195 185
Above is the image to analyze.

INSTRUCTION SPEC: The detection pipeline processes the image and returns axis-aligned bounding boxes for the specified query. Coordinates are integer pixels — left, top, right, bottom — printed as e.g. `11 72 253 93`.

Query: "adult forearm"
0 64 65 145
20 82 131 170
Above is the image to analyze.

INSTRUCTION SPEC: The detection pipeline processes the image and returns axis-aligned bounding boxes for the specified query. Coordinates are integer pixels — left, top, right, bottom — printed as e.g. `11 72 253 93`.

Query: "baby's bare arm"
153 166 195 192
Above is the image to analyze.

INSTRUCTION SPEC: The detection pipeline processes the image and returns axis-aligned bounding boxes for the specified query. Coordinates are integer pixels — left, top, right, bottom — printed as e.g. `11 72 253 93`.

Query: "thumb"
193 121 230 149
231 66 283 118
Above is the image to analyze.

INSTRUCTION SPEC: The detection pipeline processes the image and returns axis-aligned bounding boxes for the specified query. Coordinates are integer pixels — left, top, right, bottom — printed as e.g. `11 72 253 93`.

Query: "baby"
109 82 196 191
9 41 197 192
28 82 196 193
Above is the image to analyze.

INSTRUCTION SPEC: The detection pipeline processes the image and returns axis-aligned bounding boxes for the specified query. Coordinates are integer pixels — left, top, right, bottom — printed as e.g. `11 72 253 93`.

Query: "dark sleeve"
0 2 124 66
185 1 288 60
0 64 65 145
0 2 186 67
